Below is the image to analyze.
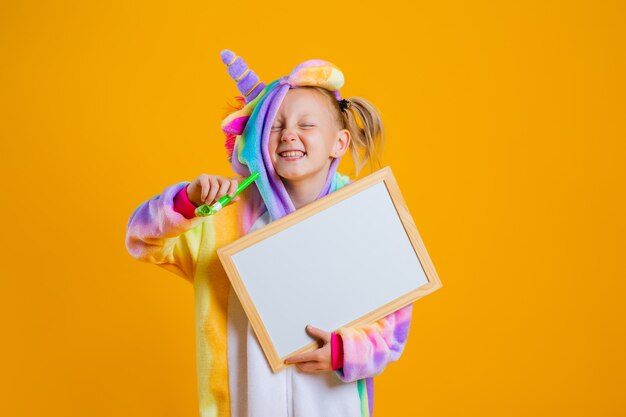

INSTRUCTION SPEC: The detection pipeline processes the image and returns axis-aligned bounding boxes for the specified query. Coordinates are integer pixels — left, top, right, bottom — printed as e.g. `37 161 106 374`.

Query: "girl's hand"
187 174 241 208
284 325 332 373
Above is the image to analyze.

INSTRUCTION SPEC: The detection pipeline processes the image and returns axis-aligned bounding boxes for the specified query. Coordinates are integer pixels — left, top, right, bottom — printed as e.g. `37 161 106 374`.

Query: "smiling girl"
126 50 413 417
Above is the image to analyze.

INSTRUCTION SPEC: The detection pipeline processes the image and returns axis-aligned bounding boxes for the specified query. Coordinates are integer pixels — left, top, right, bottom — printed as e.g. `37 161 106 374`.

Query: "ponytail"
341 97 385 176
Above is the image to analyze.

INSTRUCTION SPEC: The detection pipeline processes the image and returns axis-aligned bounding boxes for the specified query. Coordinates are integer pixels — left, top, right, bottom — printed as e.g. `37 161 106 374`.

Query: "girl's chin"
277 171 306 181
274 163 332 184
276 168 314 182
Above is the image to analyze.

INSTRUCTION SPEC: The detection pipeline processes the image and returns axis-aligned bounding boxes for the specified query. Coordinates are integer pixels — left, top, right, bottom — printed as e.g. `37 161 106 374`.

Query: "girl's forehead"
276 88 332 116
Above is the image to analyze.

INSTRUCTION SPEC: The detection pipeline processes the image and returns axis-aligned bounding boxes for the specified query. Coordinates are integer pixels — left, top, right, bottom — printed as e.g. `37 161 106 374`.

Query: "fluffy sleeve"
334 303 414 383
125 181 206 282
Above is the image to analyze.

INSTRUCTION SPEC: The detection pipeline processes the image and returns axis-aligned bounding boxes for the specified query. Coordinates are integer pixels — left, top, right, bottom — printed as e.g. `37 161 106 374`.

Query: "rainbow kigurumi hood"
219 49 351 222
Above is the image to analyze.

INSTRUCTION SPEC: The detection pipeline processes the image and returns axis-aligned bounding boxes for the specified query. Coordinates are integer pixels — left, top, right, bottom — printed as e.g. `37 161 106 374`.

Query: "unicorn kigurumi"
125 49 413 417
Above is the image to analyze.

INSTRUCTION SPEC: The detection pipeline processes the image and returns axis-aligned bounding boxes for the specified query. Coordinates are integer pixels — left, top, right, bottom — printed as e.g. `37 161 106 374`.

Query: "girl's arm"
125 182 206 282
332 303 414 383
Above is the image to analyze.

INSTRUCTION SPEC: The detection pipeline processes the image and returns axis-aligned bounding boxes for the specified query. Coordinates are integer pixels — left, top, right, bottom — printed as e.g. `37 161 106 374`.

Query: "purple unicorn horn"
220 50 266 104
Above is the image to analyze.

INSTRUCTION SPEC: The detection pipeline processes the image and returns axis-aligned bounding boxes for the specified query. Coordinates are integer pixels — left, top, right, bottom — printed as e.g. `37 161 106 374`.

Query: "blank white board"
218 167 441 372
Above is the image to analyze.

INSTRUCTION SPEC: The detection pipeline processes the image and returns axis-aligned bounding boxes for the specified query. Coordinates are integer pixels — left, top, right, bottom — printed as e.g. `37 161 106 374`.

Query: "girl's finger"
228 178 239 197
225 195 240 207
296 362 325 373
305 325 331 342
285 349 320 364
199 179 209 202
224 179 240 206
216 178 231 200
205 177 219 204
296 362 314 372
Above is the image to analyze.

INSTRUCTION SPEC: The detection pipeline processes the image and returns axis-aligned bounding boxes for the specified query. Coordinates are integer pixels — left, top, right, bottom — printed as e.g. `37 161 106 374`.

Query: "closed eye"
271 124 314 130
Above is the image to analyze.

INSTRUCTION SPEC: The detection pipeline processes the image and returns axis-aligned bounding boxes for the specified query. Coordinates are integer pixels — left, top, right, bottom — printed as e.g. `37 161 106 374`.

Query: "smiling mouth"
279 151 306 159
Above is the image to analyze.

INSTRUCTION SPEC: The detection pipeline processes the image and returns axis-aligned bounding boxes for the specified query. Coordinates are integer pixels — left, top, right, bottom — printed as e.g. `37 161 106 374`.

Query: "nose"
281 132 297 142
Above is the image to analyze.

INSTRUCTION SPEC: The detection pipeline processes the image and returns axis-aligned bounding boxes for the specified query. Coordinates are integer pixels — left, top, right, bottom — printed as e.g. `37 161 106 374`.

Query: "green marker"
194 172 260 217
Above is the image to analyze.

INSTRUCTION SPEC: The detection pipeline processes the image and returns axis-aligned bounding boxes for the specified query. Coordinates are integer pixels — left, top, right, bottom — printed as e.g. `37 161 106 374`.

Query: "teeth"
280 151 305 157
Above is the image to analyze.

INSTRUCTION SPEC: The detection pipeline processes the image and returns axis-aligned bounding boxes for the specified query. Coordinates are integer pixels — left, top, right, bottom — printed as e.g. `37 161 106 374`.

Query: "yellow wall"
1 1 624 415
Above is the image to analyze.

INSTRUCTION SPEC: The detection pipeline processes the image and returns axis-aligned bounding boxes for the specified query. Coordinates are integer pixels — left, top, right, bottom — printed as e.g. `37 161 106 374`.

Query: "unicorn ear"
287 59 344 91
222 115 250 135
220 50 266 103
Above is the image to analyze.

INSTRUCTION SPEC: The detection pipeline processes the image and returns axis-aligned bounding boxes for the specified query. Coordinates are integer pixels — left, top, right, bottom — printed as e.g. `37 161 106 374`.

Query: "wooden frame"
217 166 442 372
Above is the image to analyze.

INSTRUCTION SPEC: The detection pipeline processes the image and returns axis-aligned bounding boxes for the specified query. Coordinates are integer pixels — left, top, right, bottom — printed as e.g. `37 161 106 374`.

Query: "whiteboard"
218 167 441 372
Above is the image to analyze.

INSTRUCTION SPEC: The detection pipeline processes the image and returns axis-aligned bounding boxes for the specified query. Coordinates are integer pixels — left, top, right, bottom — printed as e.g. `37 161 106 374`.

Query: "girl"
125 50 413 417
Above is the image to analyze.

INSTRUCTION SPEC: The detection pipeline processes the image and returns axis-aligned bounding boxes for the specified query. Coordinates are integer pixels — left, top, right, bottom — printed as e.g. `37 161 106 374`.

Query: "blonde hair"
305 86 386 177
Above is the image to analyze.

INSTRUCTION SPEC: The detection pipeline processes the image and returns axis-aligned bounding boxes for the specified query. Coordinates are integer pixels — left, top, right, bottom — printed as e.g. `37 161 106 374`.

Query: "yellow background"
1 0 624 415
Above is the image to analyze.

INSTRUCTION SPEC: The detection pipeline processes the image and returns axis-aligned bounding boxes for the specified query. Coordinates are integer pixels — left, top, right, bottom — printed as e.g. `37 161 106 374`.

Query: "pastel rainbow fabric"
125 50 414 417
220 49 346 222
